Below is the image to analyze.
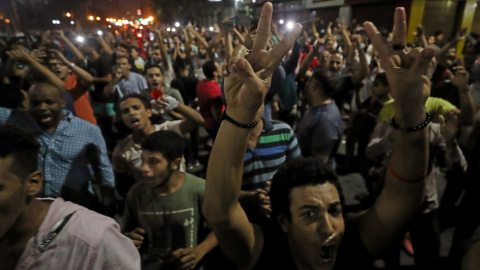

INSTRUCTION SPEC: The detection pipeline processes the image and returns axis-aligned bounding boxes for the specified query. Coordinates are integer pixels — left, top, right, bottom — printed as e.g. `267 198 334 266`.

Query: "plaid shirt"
0 108 114 202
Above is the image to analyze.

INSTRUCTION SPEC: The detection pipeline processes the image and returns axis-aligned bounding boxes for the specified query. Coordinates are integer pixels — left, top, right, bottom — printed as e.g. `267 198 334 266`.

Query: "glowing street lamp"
175 22 180 27
88 16 94 21
286 21 294 30
66 12 71 17
96 17 101 21
279 19 284 24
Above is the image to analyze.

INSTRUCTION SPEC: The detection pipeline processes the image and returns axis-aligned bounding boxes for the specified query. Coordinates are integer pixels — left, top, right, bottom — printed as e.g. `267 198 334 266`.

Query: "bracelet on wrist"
389 112 431 132
220 110 258 129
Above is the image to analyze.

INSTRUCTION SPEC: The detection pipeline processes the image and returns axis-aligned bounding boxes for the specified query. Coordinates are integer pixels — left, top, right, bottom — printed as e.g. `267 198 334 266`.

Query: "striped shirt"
242 119 302 190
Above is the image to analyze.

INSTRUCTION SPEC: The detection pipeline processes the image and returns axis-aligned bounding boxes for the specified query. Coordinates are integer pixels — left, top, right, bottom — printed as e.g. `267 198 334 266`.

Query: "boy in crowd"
112 94 203 197
123 131 217 269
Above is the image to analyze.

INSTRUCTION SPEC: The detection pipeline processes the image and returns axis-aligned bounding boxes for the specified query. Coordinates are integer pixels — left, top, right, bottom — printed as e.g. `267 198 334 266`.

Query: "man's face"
119 97 152 130
372 79 389 98
0 156 28 239
152 49 162 64
146 67 164 89
116 46 129 57
141 150 174 189
131 48 139 60
28 84 64 130
116 58 131 76
198 45 207 58
49 59 70 80
280 183 344 270
328 54 343 73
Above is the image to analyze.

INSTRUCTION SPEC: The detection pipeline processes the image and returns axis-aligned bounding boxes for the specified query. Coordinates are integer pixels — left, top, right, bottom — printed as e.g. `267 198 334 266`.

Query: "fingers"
408 47 435 78
269 23 302 66
252 2 273 51
392 7 407 47
228 44 249 72
437 114 445 127
134 227 146 234
364 22 390 59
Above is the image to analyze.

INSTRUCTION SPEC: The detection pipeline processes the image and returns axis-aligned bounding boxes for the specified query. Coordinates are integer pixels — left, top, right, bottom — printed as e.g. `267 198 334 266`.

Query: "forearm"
445 140 467 172
352 47 369 84
298 50 317 79
175 103 204 125
71 65 93 86
195 231 218 258
98 37 113 55
233 28 245 44
93 74 112 84
27 58 67 92
459 91 475 126
61 37 84 63
104 79 119 97
204 110 255 223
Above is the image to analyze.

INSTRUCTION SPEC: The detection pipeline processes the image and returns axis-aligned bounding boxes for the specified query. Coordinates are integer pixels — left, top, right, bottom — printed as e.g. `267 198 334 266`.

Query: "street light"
175 22 180 27
66 12 71 17
88 16 94 21
279 19 284 24
70 21 75 25
97 30 103 36
209 26 214 31
96 17 101 21
76 36 85 42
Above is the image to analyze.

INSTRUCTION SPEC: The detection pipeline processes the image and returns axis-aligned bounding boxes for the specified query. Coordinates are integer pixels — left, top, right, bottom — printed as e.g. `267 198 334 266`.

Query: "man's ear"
277 214 290 233
170 157 182 171
24 171 43 196
146 108 153 118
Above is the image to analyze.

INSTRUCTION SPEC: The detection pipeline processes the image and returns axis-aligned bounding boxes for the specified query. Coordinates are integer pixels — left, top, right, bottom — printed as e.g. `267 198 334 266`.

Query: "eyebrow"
298 201 341 211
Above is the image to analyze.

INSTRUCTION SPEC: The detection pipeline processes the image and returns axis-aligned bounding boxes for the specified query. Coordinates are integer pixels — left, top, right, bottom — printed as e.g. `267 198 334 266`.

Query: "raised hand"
448 65 469 93
364 7 435 125
224 2 302 118
439 111 459 145
49 49 68 63
7 49 33 63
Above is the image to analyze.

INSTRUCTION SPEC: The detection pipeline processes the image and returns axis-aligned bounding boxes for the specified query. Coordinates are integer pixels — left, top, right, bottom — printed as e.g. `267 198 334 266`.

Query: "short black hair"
202 60 217 80
145 64 164 76
117 43 130 51
310 68 336 97
0 124 40 179
270 157 344 221
374 73 389 87
120 93 151 109
141 130 185 164
116 55 130 62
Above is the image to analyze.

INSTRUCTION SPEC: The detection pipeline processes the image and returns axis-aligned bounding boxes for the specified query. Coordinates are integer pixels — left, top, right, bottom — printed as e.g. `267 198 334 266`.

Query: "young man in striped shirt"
239 105 302 220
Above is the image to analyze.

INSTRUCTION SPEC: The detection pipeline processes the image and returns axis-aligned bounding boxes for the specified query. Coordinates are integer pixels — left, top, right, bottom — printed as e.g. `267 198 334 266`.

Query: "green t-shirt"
123 173 206 267
378 96 458 122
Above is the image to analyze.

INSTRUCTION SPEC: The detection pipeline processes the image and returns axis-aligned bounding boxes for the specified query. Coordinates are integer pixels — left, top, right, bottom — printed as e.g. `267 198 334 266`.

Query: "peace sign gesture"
364 8 435 125
224 2 302 121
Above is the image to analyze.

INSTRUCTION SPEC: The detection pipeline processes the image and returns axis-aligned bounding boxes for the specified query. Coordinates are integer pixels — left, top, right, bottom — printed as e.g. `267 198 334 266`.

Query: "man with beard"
112 94 203 197
203 3 433 270
0 81 115 209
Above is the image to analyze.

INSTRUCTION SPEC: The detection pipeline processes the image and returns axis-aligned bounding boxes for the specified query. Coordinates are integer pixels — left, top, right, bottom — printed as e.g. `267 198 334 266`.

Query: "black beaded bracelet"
389 112 431 132
220 110 258 129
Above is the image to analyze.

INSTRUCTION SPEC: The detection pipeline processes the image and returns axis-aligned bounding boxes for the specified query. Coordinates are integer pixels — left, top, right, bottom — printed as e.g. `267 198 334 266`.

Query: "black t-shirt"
87 54 112 102
170 76 199 105
253 215 373 269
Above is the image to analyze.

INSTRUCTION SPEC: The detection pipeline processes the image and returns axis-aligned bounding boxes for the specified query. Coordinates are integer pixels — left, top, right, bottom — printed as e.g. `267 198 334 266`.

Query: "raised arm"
153 30 170 69
448 66 475 126
351 36 370 84
56 30 84 64
154 96 204 135
356 7 434 257
202 3 301 268
7 49 66 92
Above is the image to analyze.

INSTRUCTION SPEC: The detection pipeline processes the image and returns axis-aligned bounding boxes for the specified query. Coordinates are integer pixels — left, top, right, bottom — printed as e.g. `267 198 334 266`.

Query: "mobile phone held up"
224 16 239 29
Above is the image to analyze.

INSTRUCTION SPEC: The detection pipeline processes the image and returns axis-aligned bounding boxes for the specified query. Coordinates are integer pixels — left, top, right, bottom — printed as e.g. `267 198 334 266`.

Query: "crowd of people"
1 2 480 269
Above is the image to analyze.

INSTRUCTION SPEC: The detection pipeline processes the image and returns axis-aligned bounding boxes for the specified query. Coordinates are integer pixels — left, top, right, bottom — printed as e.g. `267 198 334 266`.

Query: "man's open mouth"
320 245 334 263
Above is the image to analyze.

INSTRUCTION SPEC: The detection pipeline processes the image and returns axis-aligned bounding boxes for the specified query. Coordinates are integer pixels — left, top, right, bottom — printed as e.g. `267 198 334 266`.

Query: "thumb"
409 47 435 79
438 114 445 128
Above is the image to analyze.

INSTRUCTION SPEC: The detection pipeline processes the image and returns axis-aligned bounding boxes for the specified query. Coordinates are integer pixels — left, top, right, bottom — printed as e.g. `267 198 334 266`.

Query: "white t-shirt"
112 121 185 181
